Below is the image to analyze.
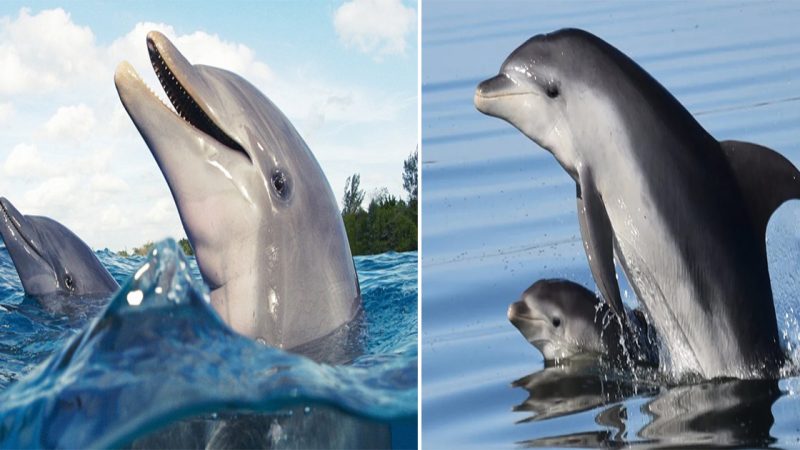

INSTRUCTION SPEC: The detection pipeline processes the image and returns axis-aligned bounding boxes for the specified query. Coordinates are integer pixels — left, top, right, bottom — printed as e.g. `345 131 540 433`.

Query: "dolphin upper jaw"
474 73 540 116
0 199 59 295
145 31 250 158
0 198 48 269
114 32 253 176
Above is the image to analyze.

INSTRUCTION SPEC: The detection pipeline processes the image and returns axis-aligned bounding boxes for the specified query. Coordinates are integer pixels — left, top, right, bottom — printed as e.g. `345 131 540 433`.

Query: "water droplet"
126 290 144 306
134 263 150 280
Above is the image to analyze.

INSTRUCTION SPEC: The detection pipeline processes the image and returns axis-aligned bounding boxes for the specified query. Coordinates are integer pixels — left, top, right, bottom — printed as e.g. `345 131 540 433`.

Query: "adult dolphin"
476 28 800 378
114 32 361 354
0 197 118 298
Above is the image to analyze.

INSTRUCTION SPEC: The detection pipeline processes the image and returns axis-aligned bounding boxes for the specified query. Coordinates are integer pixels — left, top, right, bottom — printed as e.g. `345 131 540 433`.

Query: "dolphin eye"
546 84 560 99
64 274 74 291
271 169 290 199
552 317 561 327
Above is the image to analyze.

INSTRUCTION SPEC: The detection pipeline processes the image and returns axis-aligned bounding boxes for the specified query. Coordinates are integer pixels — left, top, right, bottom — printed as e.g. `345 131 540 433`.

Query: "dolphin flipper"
720 140 800 237
576 178 626 322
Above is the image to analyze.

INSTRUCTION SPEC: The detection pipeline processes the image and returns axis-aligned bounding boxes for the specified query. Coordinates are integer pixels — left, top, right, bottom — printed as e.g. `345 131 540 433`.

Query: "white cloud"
0 102 14 123
89 174 129 193
4 143 49 177
0 7 413 249
44 104 96 143
99 204 124 228
0 8 103 95
22 175 80 209
145 197 179 225
334 0 416 58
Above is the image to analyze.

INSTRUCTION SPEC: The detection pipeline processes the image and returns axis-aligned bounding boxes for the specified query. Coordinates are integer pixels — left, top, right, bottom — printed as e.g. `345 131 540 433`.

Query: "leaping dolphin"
114 32 361 354
0 197 118 298
476 28 800 378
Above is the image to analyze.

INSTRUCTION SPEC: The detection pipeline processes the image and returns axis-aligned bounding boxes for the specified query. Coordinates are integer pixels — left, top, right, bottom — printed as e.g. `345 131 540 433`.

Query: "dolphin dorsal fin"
720 140 800 237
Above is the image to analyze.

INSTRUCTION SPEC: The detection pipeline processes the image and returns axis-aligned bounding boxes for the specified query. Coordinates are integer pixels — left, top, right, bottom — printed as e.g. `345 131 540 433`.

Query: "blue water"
422 1 800 448
0 240 417 448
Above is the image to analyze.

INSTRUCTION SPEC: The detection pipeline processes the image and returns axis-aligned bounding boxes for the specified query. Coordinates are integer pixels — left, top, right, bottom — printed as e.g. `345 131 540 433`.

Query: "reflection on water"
511 361 659 424
512 362 780 448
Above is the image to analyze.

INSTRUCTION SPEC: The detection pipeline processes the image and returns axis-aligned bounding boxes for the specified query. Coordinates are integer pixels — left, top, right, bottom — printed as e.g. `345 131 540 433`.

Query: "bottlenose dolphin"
476 28 800 378
509 279 657 366
0 197 118 298
114 32 361 353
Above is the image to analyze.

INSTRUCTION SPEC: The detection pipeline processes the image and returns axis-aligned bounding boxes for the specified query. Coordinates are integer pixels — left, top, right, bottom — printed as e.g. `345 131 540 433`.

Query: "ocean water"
422 1 800 448
0 239 417 448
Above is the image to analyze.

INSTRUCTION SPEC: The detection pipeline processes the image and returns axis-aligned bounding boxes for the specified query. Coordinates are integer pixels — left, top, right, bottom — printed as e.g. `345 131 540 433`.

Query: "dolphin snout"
476 74 516 97
508 300 531 321
475 74 519 114
475 75 501 113
0 197 20 220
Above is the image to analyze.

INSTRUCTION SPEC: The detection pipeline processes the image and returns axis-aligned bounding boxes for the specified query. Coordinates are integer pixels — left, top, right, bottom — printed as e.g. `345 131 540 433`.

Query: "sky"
0 0 418 250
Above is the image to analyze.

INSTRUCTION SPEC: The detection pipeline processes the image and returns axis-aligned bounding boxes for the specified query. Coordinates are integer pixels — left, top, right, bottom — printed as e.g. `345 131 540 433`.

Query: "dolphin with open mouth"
114 31 361 356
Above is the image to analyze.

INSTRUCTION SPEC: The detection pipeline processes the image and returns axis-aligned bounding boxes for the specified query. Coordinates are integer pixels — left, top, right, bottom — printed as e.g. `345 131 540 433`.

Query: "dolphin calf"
0 197 118 298
114 32 361 354
508 279 657 366
476 28 800 378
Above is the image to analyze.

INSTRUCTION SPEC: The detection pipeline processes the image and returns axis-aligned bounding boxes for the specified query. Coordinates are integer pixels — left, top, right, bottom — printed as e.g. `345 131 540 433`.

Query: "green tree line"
341 149 418 256
118 238 193 257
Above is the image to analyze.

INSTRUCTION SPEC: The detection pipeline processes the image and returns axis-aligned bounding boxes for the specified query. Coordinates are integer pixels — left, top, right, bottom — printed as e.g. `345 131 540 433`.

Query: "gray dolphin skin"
477 28 800 378
509 279 657 366
0 197 118 298
114 32 361 353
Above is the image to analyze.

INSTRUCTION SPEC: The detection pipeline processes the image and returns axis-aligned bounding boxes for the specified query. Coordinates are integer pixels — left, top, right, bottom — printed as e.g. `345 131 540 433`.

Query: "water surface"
0 240 417 448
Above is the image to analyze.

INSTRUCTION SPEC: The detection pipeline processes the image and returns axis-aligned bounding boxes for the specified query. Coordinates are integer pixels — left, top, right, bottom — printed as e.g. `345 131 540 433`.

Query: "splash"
0 239 416 448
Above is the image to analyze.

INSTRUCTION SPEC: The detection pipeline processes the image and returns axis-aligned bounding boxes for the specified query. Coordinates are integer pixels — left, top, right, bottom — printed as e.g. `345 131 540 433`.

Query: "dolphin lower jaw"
115 61 253 222
473 91 538 119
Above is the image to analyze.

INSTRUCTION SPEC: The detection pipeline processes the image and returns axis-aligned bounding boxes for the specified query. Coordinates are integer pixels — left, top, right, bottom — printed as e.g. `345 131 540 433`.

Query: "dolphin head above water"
474 29 587 172
474 28 701 179
114 31 360 351
509 279 608 361
0 197 118 298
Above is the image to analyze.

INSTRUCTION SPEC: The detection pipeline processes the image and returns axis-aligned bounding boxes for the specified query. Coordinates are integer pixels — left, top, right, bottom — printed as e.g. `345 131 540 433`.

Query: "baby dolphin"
114 32 361 354
0 197 118 298
509 279 657 366
477 28 800 378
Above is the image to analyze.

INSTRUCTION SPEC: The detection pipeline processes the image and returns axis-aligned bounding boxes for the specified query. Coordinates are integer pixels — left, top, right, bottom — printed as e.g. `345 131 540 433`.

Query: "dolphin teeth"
147 42 247 156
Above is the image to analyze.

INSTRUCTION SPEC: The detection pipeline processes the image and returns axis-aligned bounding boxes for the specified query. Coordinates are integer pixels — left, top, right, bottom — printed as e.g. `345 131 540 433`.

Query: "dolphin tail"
720 140 800 237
